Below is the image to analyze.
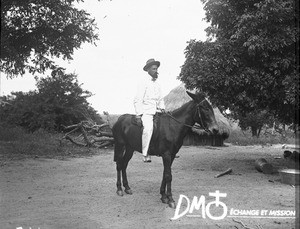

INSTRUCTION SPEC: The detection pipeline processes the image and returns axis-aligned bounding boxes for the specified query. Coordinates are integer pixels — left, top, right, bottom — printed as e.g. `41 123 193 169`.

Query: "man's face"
147 65 158 80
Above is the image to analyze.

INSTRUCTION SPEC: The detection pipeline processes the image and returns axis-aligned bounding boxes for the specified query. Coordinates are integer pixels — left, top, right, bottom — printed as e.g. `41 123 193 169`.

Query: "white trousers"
141 114 154 157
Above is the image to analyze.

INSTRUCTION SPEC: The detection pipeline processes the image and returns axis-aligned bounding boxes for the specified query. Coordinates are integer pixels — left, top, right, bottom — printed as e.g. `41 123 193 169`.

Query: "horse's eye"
201 106 209 111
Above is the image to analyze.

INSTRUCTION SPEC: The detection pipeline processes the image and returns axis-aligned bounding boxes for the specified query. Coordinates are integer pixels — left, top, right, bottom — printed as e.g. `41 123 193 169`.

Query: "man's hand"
159 109 166 114
135 115 142 126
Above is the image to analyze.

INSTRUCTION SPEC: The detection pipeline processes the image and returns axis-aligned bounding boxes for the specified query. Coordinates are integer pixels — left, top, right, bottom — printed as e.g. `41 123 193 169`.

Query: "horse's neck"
171 101 196 128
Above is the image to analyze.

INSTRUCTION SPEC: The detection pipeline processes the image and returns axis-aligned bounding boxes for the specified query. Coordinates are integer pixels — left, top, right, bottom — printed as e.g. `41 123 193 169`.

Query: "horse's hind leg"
115 143 125 196
122 146 134 195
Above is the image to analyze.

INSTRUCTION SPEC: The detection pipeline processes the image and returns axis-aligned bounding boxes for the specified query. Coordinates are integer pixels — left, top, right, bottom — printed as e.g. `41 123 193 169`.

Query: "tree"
0 73 102 131
179 0 299 128
1 0 99 77
237 110 271 137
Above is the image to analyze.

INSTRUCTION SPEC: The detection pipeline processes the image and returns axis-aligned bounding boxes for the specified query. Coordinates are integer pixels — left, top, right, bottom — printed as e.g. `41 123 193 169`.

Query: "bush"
226 128 295 146
0 73 103 132
0 123 28 142
0 122 102 159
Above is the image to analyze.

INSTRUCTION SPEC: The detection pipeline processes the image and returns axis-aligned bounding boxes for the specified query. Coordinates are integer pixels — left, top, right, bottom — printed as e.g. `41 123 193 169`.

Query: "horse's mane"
170 100 195 117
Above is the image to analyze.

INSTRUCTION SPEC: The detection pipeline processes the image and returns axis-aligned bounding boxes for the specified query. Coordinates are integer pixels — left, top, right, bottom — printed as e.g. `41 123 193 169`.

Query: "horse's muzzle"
210 125 219 135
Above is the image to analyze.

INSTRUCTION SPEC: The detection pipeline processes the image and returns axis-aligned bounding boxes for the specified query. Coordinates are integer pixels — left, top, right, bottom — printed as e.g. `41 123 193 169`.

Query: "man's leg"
141 114 153 161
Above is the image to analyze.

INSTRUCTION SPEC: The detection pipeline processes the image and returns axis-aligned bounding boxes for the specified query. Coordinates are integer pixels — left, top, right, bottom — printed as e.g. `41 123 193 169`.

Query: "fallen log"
96 140 114 148
61 121 114 148
65 135 87 147
90 137 114 144
96 131 113 137
79 124 92 146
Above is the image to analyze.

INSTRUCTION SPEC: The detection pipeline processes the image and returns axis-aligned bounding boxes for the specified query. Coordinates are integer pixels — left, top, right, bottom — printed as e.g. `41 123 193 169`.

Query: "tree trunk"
257 126 262 138
251 126 258 137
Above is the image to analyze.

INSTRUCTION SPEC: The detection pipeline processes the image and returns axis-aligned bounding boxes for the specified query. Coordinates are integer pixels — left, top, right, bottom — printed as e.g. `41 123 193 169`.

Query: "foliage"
1 0 99 77
0 73 102 131
0 122 294 161
0 122 105 159
226 126 295 146
179 0 299 128
236 110 272 137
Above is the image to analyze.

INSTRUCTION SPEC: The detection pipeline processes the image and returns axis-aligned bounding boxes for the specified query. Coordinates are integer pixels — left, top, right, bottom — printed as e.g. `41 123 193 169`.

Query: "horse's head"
187 91 219 134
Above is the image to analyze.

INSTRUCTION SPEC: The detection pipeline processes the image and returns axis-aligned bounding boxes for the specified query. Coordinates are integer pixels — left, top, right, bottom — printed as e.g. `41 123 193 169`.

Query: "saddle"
131 113 163 156
131 113 162 129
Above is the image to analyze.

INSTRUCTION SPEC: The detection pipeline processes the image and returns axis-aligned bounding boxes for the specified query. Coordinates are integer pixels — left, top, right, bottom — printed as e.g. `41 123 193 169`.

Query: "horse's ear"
196 92 206 101
187 90 206 102
186 91 197 101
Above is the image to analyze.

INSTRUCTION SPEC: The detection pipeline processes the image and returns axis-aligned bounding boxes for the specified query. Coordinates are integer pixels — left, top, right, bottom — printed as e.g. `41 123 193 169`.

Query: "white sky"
1 0 209 114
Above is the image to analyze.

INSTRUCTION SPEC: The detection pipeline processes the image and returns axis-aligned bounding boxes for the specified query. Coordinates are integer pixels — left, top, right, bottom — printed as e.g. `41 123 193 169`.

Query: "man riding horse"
112 60 219 208
133 58 165 163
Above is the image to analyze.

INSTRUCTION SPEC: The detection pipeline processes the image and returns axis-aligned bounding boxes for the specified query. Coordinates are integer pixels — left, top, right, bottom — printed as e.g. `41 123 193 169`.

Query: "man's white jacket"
134 77 165 115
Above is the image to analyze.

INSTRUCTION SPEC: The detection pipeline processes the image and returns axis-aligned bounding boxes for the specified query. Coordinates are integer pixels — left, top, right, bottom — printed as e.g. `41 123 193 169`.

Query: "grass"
0 123 110 160
225 128 296 146
0 123 297 160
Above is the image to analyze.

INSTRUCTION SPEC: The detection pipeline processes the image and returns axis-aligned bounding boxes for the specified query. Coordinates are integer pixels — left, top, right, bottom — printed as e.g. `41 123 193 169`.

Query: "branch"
61 124 80 131
91 137 114 143
96 140 114 148
232 219 256 229
214 168 232 178
61 121 114 148
79 124 92 147
65 135 87 147
97 131 113 137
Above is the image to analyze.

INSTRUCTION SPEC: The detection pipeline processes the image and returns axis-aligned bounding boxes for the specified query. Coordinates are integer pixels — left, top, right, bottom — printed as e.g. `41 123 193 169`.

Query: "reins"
165 99 211 133
165 112 195 129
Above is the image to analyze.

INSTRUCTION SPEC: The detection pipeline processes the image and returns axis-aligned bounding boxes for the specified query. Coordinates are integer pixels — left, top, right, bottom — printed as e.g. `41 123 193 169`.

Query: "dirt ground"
0 144 298 229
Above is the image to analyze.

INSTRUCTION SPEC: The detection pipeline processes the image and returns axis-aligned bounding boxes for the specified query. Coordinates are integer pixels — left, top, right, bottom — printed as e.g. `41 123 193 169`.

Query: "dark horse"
112 91 218 208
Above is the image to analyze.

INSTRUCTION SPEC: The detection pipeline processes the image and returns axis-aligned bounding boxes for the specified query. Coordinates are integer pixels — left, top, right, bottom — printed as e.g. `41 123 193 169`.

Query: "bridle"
194 100 211 133
165 98 211 133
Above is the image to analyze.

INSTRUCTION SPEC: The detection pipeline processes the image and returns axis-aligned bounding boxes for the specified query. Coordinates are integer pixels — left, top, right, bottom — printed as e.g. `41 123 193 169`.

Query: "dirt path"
0 145 297 229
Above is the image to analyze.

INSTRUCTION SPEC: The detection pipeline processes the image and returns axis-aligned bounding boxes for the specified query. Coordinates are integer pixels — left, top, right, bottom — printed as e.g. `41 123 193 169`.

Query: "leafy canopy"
0 73 102 131
179 0 299 126
1 0 99 77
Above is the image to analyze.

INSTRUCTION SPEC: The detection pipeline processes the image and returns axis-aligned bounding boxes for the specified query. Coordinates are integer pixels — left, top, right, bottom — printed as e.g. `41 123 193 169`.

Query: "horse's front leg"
160 177 168 203
160 154 176 208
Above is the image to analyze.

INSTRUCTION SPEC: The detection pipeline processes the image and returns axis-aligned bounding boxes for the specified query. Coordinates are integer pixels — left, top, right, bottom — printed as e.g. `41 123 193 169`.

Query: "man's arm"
157 83 165 112
133 80 146 115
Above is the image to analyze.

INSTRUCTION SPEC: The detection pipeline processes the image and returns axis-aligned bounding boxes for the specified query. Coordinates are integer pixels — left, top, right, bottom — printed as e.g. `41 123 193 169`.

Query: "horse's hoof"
168 201 176 209
125 189 133 195
116 190 124 196
161 197 169 204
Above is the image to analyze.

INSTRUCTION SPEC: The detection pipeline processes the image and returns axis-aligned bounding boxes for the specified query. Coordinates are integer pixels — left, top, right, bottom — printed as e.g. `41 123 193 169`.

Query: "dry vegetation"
226 126 296 146
0 123 105 160
0 122 296 160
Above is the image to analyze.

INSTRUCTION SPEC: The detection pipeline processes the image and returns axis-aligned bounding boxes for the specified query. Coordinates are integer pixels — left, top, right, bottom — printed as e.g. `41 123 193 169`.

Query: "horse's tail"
113 142 125 162
112 116 126 162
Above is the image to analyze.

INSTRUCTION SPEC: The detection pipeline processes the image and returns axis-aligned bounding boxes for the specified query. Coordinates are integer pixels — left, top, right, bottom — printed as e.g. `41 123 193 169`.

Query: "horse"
112 91 219 208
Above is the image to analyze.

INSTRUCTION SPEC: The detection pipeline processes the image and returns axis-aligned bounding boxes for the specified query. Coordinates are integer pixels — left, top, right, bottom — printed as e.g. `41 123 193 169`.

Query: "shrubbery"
226 127 295 146
0 73 103 132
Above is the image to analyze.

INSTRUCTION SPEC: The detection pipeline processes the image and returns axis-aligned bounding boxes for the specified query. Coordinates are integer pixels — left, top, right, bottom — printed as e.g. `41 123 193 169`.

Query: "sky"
1 0 209 114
